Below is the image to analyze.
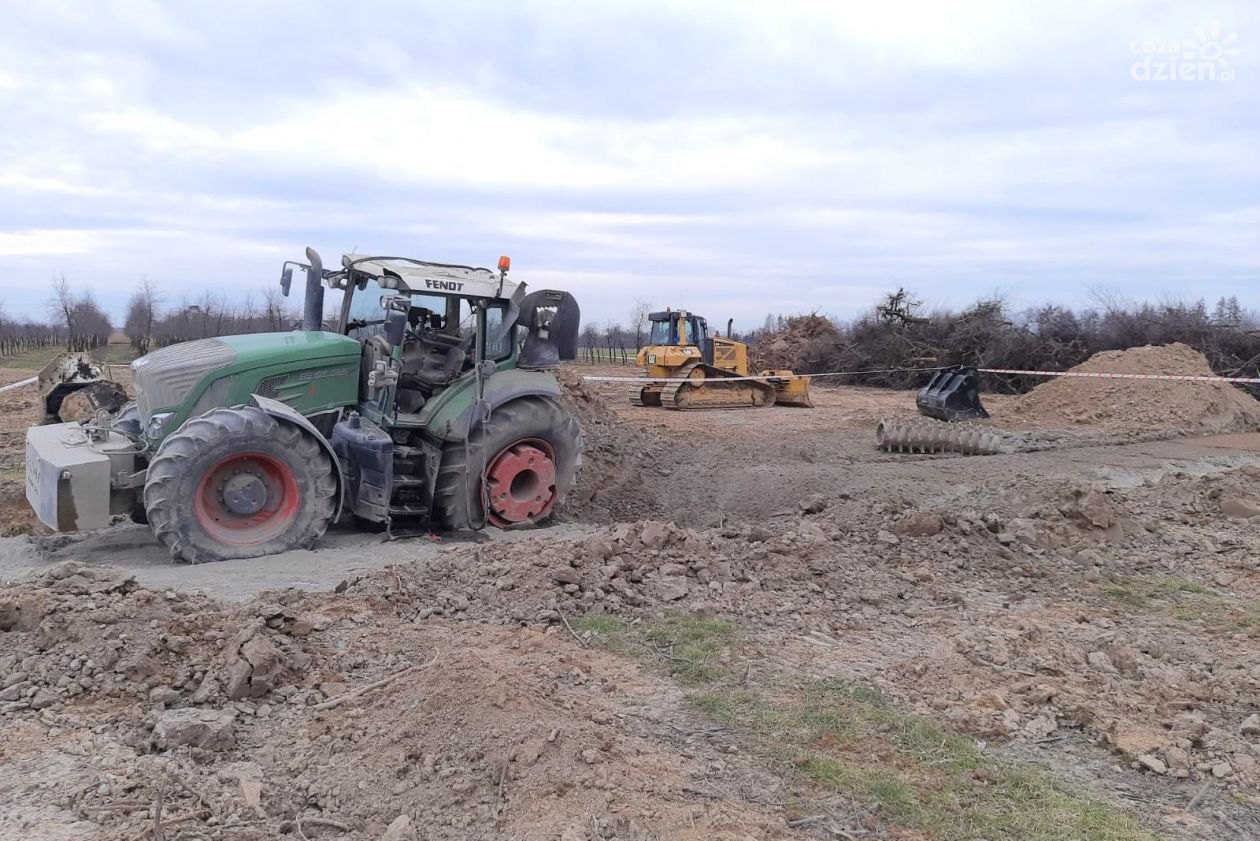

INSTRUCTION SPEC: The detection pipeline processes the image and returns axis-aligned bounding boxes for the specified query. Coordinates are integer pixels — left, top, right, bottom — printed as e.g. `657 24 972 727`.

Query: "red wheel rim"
484 438 557 527
193 452 301 545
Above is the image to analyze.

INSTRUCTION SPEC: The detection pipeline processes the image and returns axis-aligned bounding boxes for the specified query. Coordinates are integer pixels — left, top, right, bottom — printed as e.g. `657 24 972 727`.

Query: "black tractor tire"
143 407 338 563
433 396 582 531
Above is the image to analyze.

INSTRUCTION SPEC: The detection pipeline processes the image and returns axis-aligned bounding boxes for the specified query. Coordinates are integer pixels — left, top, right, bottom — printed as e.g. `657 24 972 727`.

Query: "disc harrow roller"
876 418 1013 456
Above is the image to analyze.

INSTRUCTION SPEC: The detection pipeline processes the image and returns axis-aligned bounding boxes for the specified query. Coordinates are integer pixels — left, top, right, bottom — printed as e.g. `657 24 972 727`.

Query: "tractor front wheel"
144 407 338 563
433 397 582 530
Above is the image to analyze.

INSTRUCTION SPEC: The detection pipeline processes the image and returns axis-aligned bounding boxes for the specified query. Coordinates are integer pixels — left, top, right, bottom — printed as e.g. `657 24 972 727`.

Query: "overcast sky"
1 1 1256 332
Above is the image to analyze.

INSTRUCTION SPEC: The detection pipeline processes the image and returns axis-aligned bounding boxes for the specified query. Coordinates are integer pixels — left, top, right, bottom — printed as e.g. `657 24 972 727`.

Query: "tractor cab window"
456 300 513 361
321 287 346 330
343 280 448 340
406 293 449 334
649 318 675 345
343 280 389 339
457 299 476 340
484 303 513 360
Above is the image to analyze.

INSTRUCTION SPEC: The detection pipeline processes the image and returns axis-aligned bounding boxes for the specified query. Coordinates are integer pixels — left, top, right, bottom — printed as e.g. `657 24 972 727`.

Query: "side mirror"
280 266 294 297
384 310 408 348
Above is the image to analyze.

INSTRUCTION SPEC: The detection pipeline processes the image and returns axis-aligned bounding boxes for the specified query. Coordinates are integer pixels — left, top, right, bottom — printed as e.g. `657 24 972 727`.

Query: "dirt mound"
345 519 813 628
0 562 320 715
751 314 840 372
555 367 666 523
0 563 790 841
1010 343 1260 431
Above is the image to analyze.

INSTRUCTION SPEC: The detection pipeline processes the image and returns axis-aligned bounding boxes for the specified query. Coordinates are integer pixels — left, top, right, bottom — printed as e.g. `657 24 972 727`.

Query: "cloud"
0 0 1256 329
0 230 105 257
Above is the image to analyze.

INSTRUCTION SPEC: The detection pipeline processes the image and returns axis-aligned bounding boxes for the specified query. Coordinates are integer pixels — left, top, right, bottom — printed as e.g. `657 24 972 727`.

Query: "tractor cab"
283 253 581 428
329 256 521 421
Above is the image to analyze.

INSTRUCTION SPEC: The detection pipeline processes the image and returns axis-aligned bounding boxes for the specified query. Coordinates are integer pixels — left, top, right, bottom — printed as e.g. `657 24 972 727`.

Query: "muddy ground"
2 354 1260 841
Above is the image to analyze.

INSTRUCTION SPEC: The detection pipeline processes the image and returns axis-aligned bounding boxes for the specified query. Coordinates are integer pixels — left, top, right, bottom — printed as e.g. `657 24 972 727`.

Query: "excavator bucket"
37 353 128 423
916 366 988 422
761 370 813 408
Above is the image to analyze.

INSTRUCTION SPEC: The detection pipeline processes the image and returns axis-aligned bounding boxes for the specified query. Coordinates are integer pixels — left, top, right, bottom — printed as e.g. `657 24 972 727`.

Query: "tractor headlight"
146 411 174 438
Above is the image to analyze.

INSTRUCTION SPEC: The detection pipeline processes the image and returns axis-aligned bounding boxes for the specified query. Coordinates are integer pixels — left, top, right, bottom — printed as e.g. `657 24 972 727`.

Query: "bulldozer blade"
916 366 988 422
762 370 813 408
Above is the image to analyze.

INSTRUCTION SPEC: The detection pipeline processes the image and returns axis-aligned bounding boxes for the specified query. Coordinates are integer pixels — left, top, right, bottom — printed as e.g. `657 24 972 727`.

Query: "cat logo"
424 279 465 292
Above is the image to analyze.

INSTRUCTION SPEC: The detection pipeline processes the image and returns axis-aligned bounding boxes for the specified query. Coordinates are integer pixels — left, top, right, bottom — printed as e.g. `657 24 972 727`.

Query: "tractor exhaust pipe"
726 318 733 338
302 246 325 332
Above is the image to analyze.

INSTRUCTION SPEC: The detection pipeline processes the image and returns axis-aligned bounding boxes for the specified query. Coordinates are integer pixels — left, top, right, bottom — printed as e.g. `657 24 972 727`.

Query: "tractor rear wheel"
433 397 582 530
144 407 338 563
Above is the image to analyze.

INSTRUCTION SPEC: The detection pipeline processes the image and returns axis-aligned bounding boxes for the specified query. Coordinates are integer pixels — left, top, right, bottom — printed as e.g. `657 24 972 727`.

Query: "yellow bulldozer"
630 309 812 409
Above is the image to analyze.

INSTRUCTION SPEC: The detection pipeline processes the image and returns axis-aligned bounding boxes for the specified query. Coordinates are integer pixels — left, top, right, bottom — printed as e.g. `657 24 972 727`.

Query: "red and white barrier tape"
584 366 1260 385
979 368 1260 384
0 376 36 394
582 366 946 384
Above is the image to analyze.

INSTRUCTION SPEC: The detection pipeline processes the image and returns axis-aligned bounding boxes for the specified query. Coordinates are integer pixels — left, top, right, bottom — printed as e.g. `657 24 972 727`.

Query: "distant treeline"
0 321 76 357
22 278 1260 397
0 276 303 360
123 279 300 353
0 275 114 357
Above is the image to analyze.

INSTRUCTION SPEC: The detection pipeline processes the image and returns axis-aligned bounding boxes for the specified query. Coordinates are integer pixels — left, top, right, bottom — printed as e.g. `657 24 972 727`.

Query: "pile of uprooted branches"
751 291 1260 395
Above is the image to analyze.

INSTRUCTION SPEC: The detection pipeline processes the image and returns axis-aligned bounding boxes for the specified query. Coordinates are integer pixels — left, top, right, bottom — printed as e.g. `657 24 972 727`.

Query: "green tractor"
25 249 583 563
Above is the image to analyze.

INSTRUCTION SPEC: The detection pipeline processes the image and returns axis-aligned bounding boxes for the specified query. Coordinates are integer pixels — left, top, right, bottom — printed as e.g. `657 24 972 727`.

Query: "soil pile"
0 562 321 715
554 368 666 523
751 314 840 372
0 563 790 841
1010 343 1260 431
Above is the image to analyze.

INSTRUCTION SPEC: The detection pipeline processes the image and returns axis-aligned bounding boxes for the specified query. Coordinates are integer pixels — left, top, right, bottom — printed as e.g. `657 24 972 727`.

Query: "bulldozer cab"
648 311 714 364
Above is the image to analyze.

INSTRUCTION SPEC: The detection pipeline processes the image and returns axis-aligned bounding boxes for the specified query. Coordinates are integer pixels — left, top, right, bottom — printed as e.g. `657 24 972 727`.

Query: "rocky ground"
2 348 1260 840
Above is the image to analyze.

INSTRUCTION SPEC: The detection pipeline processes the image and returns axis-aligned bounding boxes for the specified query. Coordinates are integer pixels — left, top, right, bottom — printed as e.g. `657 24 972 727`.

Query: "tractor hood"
132 331 360 422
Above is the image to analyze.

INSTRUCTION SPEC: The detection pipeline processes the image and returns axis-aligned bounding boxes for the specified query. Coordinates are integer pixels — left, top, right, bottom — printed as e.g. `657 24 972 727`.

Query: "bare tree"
47 275 112 350
124 276 163 354
262 287 285 332
629 298 652 349
239 291 258 333
48 273 77 342
875 288 929 326
69 291 112 350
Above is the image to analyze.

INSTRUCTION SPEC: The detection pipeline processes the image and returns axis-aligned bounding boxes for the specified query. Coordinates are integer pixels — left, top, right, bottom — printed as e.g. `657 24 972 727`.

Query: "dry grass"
1103 575 1260 633
580 610 1155 840
689 682 1157 841
574 611 736 684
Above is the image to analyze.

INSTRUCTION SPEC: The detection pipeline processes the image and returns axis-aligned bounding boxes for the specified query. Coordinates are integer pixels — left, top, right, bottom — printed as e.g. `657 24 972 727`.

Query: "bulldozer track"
657 361 777 410
628 385 661 407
